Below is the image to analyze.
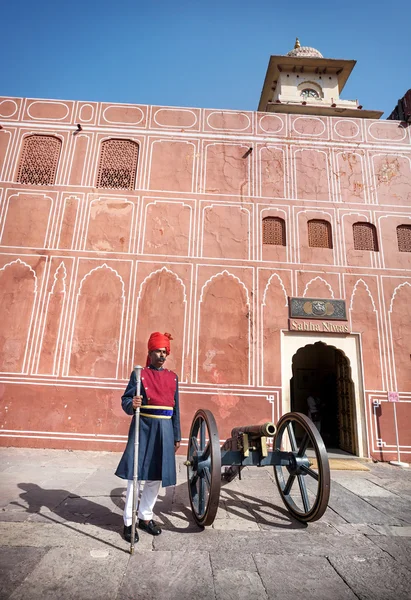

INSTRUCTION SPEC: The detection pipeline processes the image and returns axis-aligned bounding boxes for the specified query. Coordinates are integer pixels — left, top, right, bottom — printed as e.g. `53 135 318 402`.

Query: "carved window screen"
397 224 411 252
308 219 332 249
353 222 378 251
96 139 139 190
17 135 62 185
262 216 286 246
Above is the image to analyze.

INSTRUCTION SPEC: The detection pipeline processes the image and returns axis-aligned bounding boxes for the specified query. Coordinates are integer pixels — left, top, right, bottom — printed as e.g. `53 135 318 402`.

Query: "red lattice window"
397 225 411 252
17 135 62 185
308 219 332 249
262 217 286 246
96 139 139 190
353 222 378 251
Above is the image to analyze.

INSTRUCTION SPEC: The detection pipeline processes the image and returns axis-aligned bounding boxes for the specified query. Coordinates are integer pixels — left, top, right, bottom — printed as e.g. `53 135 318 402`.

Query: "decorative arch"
197 270 250 385
133 267 187 378
290 341 357 454
36 262 67 375
388 282 411 392
303 276 334 299
349 279 382 390
0 259 37 372
261 273 288 386
68 264 125 378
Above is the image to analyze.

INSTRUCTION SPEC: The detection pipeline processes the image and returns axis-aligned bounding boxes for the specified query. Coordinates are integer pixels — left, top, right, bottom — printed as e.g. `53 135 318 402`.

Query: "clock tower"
258 38 382 119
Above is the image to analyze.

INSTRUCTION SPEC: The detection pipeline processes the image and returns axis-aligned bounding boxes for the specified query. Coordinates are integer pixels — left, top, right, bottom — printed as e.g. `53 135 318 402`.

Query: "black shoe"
123 525 139 543
138 519 162 536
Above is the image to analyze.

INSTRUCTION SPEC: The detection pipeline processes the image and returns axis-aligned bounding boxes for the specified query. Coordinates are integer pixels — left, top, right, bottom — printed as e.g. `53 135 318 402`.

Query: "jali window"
308 219 332 249
96 139 139 190
262 216 286 246
17 135 62 185
353 222 378 251
397 225 411 252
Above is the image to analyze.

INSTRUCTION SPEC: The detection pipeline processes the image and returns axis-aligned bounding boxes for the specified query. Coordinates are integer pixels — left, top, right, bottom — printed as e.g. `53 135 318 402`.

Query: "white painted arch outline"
196 269 251 385
136 266 187 303
302 276 335 299
0 258 38 293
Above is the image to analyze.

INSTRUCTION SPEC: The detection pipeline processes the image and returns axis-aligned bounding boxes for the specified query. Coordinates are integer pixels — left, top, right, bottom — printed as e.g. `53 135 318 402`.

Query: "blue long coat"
115 366 181 487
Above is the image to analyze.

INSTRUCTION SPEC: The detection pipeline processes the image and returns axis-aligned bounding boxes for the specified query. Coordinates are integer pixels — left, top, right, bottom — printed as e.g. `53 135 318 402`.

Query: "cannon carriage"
185 409 330 526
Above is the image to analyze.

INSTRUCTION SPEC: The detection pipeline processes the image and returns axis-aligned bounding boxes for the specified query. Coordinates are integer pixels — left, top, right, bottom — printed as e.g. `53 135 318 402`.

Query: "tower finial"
294 37 301 49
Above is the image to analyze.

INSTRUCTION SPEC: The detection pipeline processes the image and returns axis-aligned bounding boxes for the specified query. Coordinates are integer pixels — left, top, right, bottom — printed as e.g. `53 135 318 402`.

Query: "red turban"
146 332 173 366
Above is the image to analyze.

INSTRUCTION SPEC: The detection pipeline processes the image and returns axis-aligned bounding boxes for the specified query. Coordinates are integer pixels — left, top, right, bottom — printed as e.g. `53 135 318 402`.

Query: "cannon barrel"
231 422 276 438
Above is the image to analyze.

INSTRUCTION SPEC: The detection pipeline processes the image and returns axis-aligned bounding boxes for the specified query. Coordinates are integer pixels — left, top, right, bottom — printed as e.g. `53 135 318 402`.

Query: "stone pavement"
0 448 410 600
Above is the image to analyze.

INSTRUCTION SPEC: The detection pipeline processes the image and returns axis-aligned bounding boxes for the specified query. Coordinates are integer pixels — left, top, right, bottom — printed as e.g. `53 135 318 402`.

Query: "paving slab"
330 474 397 497
7 547 127 600
253 554 357 600
154 529 385 557
209 550 258 572
327 481 403 525
361 495 411 524
366 475 411 498
0 546 49 600
117 551 215 600
328 554 411 600
365 534 411 570
214 569 268 600
0 521 152 552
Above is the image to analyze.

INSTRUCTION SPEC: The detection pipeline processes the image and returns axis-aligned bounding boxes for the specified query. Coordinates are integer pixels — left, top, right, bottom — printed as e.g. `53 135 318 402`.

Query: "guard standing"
115 332 181 543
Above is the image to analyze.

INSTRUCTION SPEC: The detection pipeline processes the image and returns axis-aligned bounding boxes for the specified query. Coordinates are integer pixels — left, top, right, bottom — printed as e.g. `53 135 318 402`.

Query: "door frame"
281 331 368 458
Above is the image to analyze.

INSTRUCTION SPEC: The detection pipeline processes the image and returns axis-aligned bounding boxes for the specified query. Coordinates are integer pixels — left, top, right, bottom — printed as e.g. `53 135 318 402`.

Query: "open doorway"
290 342 357 454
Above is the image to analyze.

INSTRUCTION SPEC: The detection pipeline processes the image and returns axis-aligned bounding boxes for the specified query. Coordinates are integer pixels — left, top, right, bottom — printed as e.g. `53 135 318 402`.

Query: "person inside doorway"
307 390 323 432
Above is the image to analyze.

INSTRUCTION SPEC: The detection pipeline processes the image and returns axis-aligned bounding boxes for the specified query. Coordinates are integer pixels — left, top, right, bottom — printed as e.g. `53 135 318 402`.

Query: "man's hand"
174 441 181 453
132 395 143 409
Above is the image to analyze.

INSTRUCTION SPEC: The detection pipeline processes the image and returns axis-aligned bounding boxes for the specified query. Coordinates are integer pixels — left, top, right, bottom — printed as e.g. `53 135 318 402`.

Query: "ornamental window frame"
307 219 333 249
16 134 62 186
262 216 286 246
397 224 411 253
96 138 139 190
352 222 379 252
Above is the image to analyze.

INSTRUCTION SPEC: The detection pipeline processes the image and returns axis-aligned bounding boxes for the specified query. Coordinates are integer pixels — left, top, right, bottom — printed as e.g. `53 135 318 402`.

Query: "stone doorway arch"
281 331 367 457
290 341 357 454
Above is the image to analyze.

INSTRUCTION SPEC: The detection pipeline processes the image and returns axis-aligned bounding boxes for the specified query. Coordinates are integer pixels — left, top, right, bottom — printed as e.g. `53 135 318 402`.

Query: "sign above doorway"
289 297 347 321
289 319 351 333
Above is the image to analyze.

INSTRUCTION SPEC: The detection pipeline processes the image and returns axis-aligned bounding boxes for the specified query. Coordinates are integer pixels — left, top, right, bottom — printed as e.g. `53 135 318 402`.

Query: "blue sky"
1 0 410 118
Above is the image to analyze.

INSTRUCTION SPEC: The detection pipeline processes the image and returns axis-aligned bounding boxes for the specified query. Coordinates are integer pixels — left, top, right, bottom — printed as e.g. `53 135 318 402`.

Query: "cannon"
185 410 330 526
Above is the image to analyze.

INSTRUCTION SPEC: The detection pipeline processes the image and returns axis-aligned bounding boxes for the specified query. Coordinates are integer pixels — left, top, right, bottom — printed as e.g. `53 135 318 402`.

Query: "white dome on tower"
286 38 323 58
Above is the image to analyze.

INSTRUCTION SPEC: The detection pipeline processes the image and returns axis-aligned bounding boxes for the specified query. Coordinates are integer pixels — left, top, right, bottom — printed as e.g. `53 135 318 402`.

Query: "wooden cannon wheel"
186 409 221 527
273 412 330 522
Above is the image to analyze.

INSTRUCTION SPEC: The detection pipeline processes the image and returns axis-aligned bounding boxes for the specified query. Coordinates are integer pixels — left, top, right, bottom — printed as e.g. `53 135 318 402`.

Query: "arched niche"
389 283 411 392
37 262 67 375
133 268 186 378
69 265 125 378
350 280 382 390
303 276 334 299
0 260 37 372
197 271 249 385
261 273 288 386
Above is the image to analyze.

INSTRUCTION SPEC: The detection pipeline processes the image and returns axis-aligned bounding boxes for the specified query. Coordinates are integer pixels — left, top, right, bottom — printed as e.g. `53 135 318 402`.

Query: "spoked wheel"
273 412 330 522
186 409 221 527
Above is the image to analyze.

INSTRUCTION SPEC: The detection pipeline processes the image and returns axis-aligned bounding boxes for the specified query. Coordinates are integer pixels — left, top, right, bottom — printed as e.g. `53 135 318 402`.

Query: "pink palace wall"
0 96 410 461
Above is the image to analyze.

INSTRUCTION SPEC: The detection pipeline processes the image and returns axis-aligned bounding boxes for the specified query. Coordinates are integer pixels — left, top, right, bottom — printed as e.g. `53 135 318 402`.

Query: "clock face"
301 88 320 99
